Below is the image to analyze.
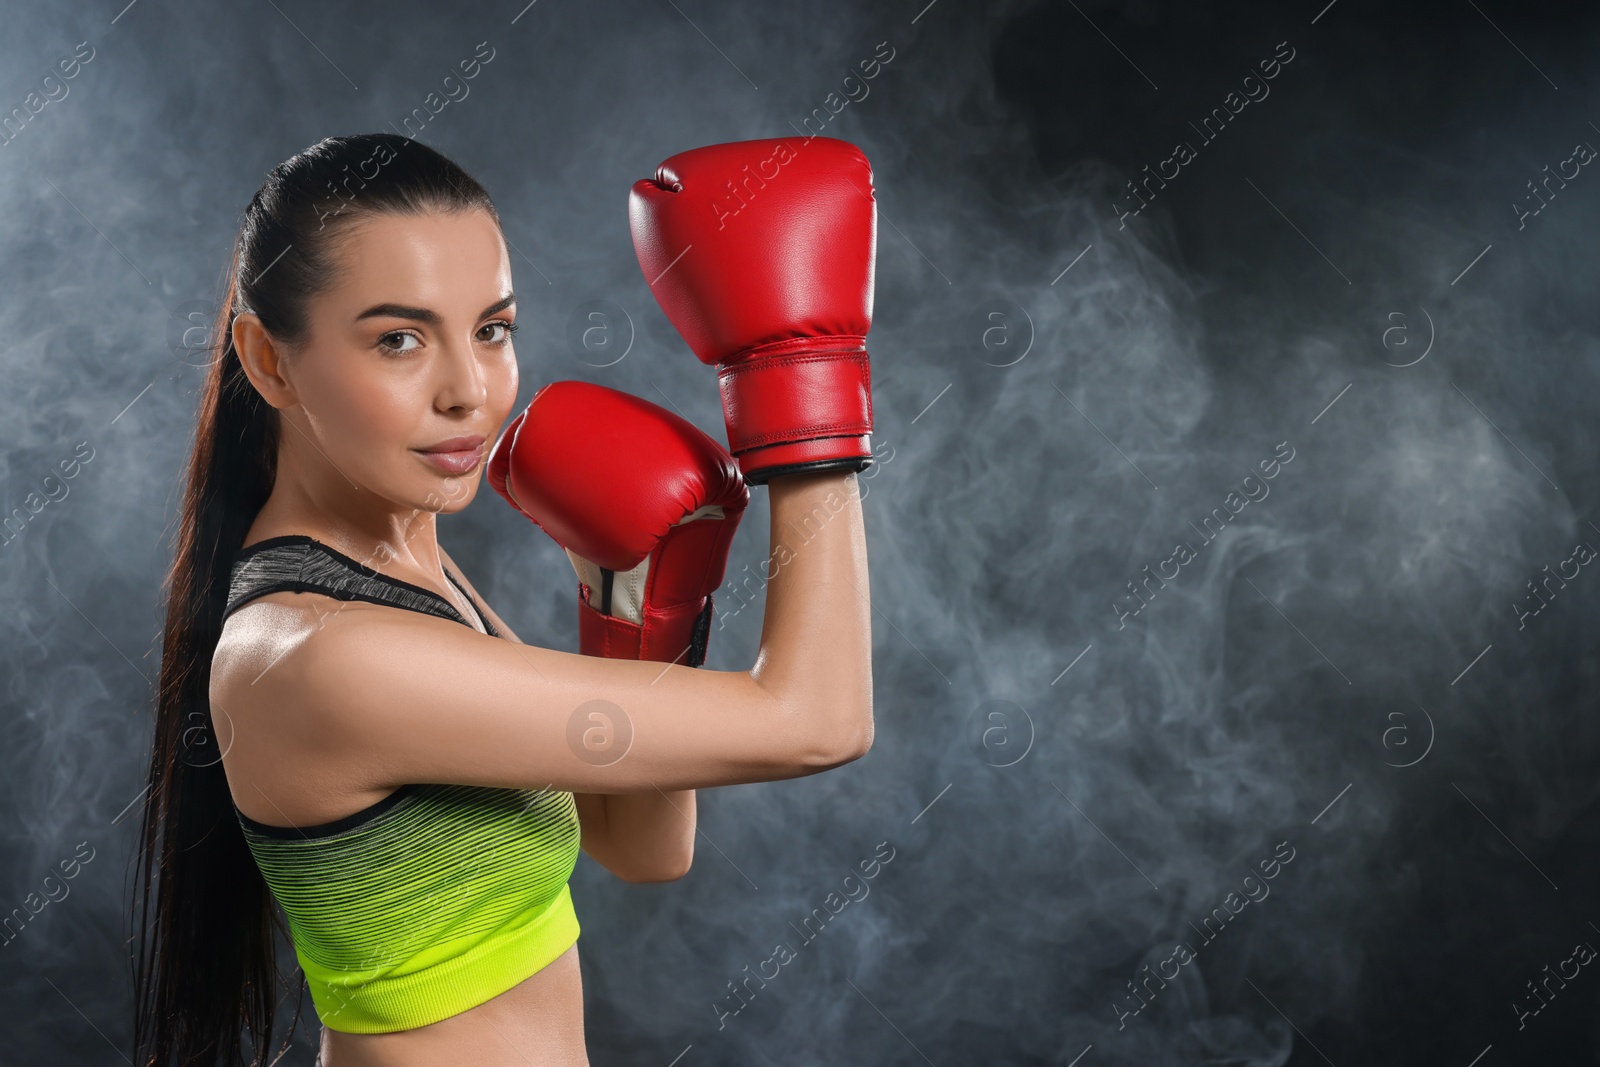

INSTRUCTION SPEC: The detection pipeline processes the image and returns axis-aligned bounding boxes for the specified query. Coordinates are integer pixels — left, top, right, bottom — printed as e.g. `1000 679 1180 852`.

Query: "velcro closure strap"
717 337 872 455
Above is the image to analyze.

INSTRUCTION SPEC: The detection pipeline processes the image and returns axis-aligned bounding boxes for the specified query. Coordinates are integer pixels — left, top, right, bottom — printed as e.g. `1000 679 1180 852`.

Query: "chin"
414 475 479 514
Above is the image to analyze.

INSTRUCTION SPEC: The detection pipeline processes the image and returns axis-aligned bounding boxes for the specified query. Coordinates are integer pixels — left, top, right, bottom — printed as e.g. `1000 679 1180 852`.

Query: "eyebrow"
354 293 516 326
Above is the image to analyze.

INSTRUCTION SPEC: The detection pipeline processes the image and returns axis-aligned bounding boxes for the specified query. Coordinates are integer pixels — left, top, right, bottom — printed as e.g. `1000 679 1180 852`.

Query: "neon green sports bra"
223 535 582 1034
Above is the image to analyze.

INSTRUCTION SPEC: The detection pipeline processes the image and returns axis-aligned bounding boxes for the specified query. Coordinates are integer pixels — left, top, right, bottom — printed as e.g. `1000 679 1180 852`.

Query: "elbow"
620 851 693 884
611 832 695 883
801 706 875 771
840 694 876 762
752 667 874 774
836 714 874 763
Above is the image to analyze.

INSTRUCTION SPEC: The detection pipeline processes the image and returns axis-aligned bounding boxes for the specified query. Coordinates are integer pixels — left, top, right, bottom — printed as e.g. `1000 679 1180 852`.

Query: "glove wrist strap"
717 337 873 457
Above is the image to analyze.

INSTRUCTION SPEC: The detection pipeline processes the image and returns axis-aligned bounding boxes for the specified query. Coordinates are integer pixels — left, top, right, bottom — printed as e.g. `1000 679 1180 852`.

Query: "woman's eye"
479 321 517 345
378 331 421 355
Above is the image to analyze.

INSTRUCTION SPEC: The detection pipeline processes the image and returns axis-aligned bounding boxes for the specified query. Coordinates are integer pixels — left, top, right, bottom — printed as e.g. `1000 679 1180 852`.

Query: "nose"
436 334 489 413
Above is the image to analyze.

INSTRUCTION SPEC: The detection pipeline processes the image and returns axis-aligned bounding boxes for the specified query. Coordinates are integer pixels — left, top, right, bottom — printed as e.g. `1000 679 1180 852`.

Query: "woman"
129 132 877 1066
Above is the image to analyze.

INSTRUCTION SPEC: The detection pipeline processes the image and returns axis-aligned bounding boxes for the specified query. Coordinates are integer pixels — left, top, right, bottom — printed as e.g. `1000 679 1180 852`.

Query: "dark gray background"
3 0 1599 1063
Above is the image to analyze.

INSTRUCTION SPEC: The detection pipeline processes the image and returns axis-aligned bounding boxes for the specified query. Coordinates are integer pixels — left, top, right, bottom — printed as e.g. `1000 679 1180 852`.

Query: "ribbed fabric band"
308 882 580 1033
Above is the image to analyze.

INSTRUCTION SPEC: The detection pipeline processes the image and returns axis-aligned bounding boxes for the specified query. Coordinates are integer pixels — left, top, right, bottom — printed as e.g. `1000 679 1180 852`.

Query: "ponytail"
129 133 499 1065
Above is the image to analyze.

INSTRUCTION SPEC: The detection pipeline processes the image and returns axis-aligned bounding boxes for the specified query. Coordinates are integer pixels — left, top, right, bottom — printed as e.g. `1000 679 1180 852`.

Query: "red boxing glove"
486 381 749 666
629 136 877 485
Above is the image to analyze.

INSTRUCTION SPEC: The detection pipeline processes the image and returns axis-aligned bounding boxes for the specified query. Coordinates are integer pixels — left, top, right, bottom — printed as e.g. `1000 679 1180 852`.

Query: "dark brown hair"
129 133 500 1066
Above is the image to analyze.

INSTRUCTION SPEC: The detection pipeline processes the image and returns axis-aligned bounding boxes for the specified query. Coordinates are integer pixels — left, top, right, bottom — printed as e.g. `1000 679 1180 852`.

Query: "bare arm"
217 469 873 798
570 790 695 883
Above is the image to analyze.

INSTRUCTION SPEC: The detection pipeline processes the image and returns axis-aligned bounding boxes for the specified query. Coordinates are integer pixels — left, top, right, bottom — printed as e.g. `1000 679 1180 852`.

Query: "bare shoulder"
213 587 484 727
213 588 406 708
211 590 463 825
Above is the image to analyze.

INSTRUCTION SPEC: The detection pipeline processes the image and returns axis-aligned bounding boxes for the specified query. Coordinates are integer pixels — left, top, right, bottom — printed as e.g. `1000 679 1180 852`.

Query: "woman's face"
239 208 520 518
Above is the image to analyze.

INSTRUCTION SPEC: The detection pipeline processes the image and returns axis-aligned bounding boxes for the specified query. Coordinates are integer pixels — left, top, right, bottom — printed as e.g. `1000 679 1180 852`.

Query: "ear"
232 312 298 410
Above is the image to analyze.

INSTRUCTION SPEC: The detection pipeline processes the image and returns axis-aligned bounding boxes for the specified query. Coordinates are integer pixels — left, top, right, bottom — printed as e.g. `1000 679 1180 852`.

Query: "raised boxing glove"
486 380 749 666
628 136 877 485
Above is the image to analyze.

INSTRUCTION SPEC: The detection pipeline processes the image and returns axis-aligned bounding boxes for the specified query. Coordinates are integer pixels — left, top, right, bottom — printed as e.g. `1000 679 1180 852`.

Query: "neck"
245 469 445 581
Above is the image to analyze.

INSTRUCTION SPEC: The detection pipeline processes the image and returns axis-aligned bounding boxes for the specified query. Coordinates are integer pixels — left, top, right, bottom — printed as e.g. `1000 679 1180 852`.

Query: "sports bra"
221 534 582 1034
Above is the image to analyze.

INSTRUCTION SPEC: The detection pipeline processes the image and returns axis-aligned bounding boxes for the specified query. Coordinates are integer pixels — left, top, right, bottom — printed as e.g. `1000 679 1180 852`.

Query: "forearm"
750 469 874 761
585 789 696 882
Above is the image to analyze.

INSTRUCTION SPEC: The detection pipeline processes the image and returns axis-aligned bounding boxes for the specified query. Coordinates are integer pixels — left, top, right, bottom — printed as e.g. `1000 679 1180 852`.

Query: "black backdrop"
2 0 1598 1063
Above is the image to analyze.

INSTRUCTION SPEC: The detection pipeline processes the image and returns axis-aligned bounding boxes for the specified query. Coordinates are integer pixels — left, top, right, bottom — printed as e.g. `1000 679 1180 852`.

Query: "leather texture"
487 380 748 664
628 136 878 483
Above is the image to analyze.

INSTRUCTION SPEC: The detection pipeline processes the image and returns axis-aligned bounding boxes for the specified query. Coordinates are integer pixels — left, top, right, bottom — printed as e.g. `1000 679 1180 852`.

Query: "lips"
417 435 486 454
413 435 486 475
